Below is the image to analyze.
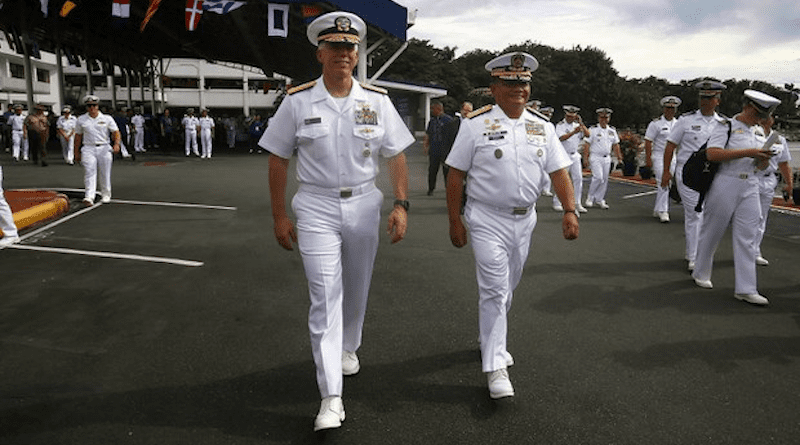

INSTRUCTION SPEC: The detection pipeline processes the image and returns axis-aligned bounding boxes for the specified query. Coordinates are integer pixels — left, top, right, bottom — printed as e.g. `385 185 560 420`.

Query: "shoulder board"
609 125 616 130
287 81 316 95
652 116 660 121
467 104 493 119
360 83 388 95
527 108 549 121
715 114 729 122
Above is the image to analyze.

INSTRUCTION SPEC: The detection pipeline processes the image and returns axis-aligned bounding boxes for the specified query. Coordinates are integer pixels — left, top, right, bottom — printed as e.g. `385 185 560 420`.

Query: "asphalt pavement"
1 143 799 445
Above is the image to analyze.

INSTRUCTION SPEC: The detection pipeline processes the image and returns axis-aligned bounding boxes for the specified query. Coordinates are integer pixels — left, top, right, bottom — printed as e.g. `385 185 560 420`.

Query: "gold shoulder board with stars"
360 83 388 95
288 81 317 95
467 104 493 119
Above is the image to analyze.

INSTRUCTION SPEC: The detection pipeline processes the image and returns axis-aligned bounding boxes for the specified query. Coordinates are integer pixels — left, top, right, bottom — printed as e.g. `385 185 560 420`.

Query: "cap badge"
335 17 351 32
510 54 525 71
494 149 503 159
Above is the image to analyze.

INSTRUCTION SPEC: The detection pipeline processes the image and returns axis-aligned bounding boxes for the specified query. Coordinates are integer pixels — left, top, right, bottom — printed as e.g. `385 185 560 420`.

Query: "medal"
537 149 543 157
494 149 503 159
363 148 371 157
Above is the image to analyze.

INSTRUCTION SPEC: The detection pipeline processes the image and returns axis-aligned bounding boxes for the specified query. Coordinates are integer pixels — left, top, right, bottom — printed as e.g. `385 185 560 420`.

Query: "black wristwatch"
393 199 410 212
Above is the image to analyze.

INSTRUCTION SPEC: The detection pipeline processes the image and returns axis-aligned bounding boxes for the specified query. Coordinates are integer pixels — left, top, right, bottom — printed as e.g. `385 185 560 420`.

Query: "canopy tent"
0 0 410 81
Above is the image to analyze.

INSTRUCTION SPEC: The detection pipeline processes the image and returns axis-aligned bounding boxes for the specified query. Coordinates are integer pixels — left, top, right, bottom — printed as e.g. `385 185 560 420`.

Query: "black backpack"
682 119 732 212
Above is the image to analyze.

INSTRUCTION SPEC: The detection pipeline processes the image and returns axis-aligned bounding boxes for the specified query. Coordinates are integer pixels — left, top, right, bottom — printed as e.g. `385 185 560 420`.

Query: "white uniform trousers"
185 129 199 156
553 153 583 208
81 144 113 202
292 183 382 398
12 130 27 160
692 173 761 295
674 166 703 262
465 199 536 373
755 172 778 258
133 127 145 151
59 134 75 163
651 153 675 213
0 167 19 239
200 129 213 158
587 154 611 204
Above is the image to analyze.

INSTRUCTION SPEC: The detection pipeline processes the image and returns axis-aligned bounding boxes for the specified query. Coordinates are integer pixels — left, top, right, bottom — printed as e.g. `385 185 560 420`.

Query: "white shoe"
487 368 514 399
101 195 111 203
342 350 360 376
584 200 594 208
542 190 553 197
598 200 609 209
0 235 20 248
653 211 660 218
687 261 695 271
734 293 769 306
693 278 713 289
659 212 670 223
552 204 563 212
577 205 588 213
314 396 345 431
756 256 769 266
503 351 514 367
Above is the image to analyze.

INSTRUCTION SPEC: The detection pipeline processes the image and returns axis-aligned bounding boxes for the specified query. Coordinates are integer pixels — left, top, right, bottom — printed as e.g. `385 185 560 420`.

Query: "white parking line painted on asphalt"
622 190 658 199
18 201 104 242
110 199 237 210
8 244 204 267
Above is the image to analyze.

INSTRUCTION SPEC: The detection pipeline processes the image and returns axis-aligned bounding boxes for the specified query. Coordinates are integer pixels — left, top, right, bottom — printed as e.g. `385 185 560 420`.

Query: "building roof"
0 0 409 81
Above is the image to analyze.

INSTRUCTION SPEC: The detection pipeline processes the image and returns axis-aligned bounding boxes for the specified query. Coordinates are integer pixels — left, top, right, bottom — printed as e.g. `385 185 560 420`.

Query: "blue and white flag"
202 0 244 14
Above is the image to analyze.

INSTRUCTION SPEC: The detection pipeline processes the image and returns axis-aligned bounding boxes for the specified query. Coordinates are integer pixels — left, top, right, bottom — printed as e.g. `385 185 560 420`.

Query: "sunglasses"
87 104 98 107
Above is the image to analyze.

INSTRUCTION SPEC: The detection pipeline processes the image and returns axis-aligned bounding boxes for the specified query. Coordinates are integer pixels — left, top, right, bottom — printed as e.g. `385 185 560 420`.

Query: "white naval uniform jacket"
586 124 619 157
666 110 726 166
259 77 414 188
75 112 119 145
645 115 678 155
555 119 583 155
446 105 572 208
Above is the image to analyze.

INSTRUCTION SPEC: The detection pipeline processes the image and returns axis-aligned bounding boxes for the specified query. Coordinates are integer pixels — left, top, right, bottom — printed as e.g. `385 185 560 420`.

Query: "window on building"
162 77 199 89
10 62 25 79
36 68 50 83
206 78 244 90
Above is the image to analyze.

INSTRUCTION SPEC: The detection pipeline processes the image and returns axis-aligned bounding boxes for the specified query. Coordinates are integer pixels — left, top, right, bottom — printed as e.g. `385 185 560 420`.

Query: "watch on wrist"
393 199 410 212
563 209 579 218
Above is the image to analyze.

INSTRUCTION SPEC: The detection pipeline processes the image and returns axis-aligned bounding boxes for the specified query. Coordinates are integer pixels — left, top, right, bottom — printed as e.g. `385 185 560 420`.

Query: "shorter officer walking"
583 108 622 209
73 95 121 205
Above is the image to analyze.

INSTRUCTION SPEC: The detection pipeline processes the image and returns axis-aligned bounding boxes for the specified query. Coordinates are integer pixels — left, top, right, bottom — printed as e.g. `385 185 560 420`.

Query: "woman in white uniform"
754 115 793 266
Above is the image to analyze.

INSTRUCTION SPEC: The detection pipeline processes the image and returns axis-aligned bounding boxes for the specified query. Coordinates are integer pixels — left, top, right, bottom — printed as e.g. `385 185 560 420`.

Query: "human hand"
274 216 297 250
661 171 672 189
449 220 468 248
562 212 579 240
387 208 407 243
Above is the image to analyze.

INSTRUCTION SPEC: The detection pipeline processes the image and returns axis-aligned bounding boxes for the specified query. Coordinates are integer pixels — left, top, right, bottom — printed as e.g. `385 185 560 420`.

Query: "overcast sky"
399 0 800 87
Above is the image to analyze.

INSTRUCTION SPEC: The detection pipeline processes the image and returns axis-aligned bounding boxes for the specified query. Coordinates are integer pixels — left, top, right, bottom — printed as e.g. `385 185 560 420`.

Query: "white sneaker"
584 199 594 208
101 195 111 203
542 190 553 197
756 256 769 266
693 278 713 289
0 235 20 248
598 200 609 209
314 396 345 431
503 351 514 367
342 350 360 376
487 368 514 399
659 212 670 223
552 204 564 212
577 205 588 213
687 261 695 271
734 293 769 306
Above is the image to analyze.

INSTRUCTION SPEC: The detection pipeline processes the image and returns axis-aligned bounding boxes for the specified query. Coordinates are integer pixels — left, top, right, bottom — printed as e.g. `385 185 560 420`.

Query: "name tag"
304 117 322 125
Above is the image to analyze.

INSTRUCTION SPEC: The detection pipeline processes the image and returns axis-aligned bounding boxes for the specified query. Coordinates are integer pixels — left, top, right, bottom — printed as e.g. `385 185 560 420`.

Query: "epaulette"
467 104 492 119
715 113 729 122
527 107 549 121
360 83 388 95
287 81 316 95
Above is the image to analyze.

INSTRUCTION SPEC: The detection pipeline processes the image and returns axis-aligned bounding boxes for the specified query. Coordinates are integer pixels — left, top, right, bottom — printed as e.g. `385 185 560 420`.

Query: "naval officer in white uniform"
662 80 728 271
260 11 413 432
583 108 623 209
553 105 590 212
644 96 681 223
446 51 579 400
74 95 121 205
691 89 781 306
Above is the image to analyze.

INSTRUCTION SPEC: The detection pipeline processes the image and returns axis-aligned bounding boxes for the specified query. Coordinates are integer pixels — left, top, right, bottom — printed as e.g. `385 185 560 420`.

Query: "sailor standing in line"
8 104 26 162
73 95 121 205
662 80 727 271
691 89 781 306
644 96 681 223
198 108 215 159
260 11 413 431
56 105 77 165
182 108 200 157
131 106 146 153
446 51 579 400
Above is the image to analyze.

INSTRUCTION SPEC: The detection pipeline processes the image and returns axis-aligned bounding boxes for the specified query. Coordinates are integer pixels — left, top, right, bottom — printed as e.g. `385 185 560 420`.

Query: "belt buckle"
340 189 353 198
512 207 528 215
739 173 748 179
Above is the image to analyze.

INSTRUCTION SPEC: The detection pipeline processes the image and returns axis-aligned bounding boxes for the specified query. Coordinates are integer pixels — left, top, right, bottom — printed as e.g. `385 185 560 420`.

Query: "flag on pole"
268 3 290 38
112 0 130 18
185 0 203 31
203 0 244 14
59 0 79 17
140 0 163 32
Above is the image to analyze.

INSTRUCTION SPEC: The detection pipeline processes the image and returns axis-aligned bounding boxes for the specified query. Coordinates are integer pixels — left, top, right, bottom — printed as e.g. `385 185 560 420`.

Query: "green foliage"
370 38 798 127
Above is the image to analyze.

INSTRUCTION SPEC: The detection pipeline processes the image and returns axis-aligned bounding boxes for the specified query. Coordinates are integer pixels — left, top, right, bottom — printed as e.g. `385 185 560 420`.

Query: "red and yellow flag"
140 0 163 32
59 0 79 17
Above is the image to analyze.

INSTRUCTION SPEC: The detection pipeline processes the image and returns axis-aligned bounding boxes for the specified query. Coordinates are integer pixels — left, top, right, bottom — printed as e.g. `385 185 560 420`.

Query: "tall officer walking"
644 96 681 223
73 95 121 205
259 12 413 432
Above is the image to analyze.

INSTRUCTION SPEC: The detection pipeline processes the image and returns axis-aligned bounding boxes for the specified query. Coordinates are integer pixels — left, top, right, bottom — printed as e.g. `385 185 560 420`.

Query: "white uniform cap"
307 12 366 46
485 52 538 82
744 89 781 114
62 105 72 113
563 105 580 114
660 96 682 107
83 94 100 105
596 107 613 115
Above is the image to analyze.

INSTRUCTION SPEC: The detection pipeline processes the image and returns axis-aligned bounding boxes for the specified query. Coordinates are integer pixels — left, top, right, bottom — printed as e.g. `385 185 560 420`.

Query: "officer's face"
664 106 677 119
317 43 358 77
491 80 530 110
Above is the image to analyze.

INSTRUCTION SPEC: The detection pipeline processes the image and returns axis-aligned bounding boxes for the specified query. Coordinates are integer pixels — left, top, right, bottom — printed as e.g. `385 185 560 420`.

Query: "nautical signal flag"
268 3 289 37
140 0 163 32
112 0 130 19
186 0 204 31
60 0 79 17
203 0 244 14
